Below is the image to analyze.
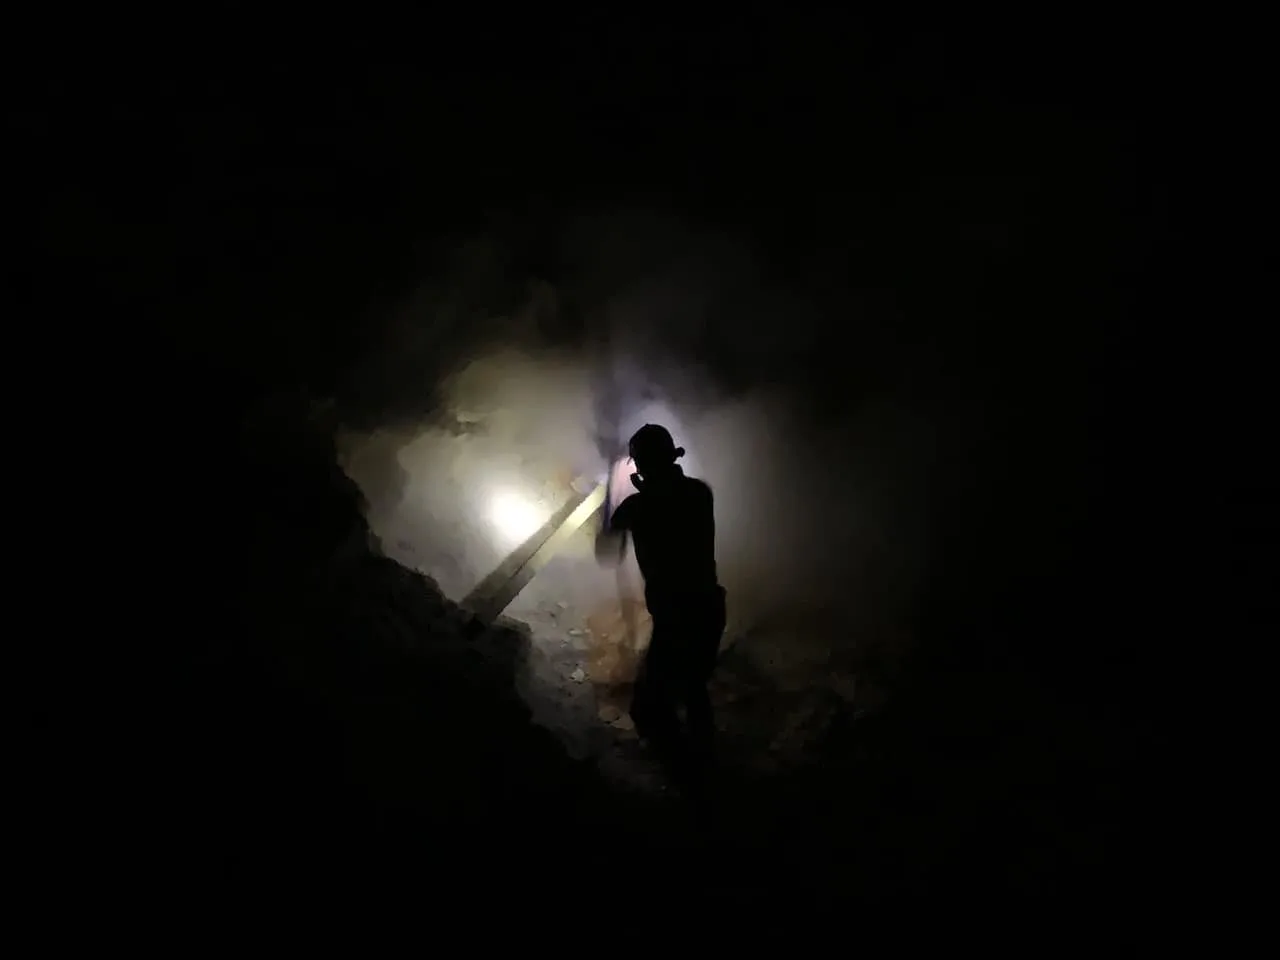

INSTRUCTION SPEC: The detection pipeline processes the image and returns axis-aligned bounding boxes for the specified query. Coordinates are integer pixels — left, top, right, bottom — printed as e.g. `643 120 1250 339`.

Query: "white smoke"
337 207 942 669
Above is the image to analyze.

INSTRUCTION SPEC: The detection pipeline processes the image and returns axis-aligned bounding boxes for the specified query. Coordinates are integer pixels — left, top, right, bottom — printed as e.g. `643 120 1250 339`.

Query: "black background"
23 11 1191 909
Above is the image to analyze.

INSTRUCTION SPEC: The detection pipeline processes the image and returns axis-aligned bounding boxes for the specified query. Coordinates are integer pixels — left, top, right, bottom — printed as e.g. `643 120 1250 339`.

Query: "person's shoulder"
682 475 714 503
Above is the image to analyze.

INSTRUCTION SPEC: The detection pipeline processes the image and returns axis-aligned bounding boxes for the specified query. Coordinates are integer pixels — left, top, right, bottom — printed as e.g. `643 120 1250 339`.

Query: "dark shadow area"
28 16 1186 908
152 388 628 875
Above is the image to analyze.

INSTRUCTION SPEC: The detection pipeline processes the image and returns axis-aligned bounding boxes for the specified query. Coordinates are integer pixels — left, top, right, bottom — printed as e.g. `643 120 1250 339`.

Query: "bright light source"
486 488 547 548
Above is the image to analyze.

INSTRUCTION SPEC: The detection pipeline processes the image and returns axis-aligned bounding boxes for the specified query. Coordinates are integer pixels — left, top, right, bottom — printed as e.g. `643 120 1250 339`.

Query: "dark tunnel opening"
29 17 1184 908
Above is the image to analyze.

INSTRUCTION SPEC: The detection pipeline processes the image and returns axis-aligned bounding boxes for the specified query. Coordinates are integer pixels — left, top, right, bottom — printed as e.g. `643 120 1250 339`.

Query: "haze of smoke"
337 209 941 654
564 210 936 638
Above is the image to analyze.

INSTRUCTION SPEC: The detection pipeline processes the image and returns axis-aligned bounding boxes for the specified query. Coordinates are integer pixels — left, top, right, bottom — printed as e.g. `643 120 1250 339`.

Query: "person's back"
615 467 717 611
600 424 726 791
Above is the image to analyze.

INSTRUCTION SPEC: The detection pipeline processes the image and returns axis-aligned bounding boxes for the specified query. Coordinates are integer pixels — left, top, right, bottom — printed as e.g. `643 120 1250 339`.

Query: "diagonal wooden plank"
462 482 607 623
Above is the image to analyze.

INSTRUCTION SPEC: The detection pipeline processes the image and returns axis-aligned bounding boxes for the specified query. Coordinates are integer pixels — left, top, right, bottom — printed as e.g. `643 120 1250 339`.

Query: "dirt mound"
140 384 668 880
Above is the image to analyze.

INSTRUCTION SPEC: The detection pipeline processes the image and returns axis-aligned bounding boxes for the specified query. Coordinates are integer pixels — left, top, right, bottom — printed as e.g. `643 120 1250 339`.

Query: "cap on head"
628 423 684 468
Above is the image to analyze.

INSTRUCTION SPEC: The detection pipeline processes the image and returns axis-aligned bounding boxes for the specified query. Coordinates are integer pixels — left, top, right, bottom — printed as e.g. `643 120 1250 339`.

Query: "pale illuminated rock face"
336 349 599 600
332 347 644 774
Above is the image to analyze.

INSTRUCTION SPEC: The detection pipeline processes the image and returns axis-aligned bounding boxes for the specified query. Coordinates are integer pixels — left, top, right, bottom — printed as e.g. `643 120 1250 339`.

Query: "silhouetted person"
599 424 726 792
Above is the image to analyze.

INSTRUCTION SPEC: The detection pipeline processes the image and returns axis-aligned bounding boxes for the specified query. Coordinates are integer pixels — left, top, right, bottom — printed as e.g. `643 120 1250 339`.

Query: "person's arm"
606 490 635 534
603 456 640 532
595 457 636 562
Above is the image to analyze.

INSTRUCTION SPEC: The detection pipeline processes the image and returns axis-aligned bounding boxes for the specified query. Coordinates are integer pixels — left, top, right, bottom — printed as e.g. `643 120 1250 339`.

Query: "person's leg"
630 620 683 758
683 589 727 767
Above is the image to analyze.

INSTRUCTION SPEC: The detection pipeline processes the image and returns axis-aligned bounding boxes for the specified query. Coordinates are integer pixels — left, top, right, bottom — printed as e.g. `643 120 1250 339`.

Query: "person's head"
628 423 685 485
